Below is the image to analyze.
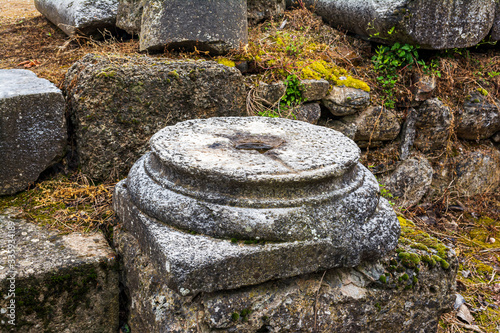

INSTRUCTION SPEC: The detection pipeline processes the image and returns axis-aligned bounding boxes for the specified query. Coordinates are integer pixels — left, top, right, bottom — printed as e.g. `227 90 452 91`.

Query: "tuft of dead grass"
0 173 115 233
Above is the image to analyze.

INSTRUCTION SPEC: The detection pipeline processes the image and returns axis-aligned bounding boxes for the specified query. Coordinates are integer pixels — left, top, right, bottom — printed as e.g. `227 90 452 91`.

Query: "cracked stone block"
0 210 119 332
0 69 66 195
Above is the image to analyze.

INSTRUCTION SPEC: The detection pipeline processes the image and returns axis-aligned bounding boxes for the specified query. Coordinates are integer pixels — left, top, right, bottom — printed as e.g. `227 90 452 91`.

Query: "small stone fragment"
322 86 370 116
255 81 286 107
414 98 452 152
455 149 500 196
411 74 436 102
300 79 330 101
292 102 321 124
384 155 433 207
400 108 417 160
456 92 500 140
492 131 500 143
353 106 401 143
320 117 357 140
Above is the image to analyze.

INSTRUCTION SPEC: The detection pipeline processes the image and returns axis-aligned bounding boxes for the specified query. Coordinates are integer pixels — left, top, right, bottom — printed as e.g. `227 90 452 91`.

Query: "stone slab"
0 210 119 332
0 69 66 195
34 0 118 37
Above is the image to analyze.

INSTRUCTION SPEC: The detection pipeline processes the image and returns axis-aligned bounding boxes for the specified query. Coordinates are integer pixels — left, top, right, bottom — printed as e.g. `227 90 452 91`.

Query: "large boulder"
117 0 285 35
63 54 246 182
456 92 500 140
0 70 66 196
0 210 119 332
301 0 496 50
139 0 248 53
414 98 452 152
34 0 118 37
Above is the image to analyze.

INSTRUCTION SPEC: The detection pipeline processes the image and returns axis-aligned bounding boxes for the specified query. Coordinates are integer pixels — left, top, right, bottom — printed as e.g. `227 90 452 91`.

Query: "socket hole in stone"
235 142 274 154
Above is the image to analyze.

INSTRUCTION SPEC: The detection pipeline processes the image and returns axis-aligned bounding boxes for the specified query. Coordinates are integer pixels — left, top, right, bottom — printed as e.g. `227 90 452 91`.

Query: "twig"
313 271 327 333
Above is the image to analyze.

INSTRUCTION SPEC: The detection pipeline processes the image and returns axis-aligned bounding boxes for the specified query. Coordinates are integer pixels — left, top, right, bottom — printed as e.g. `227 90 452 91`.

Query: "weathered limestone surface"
114 224 457 332
34 0 118 37
116 0 143 35
301 0 496 49
117 0 285 35
0 210 119 332
140 0 248 53
114 117 400 295
63 54 246 182
0 69 66 195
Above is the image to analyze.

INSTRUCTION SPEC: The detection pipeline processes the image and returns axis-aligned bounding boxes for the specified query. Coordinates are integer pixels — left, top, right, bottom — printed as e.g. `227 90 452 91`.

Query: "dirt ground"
1 1 499 333
0 0 37 19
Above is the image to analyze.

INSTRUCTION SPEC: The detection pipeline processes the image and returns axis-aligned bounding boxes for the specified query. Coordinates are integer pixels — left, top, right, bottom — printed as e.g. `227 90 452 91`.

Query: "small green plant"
372 42 440 108
379 183 397 206
281 74 305 107
257 109 281 118
488 71 500 78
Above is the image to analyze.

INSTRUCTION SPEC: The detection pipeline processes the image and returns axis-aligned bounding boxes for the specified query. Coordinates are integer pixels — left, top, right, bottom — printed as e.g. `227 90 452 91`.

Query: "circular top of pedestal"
150 117 360 183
